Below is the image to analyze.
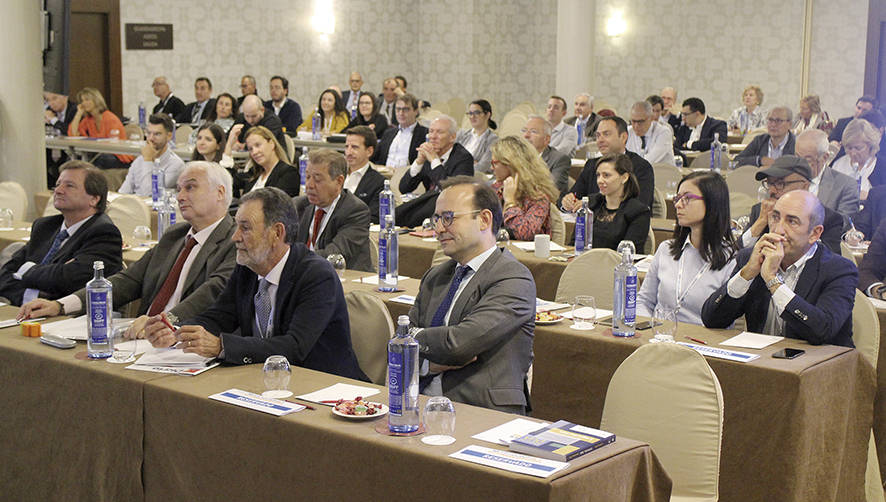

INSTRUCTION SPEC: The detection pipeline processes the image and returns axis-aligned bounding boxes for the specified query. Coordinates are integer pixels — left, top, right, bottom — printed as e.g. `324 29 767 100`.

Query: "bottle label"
575 217 585 252
388 351 403 415
625 275 637 323
379 199 390 222
151 174 160 202
88 291 110 343
378 237 387 281
169 212 176 226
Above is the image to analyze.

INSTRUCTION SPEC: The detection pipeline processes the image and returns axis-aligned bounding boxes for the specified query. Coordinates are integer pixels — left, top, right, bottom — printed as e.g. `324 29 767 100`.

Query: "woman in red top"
68 87 133 169
490 136 559 241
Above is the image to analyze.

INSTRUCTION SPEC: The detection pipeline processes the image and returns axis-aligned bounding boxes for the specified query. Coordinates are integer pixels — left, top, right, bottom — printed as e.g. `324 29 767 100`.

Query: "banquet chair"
689 150 729 171
390 166 425 203
174 124 193 146
741 127 767 145
0 242 25 269
418 108 442 127
446 98 465 120
344 290 395 385
601 342 724 501
729 192 755 220
0 181 27 221
283 134 296 164
644 226 656 255
842 241 859 266
555 248 620 307
549 203 566 246
653 163 686 194
851 291 886 502
652 186 667 218
42 194 61 216
106 194 151 244
368 237 379 273
724 165 760 198
124 123 144 140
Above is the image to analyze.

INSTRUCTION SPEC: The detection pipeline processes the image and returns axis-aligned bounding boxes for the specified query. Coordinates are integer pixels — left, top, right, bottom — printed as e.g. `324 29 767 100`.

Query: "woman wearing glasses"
585 153 650 251
456 99 499 173
638 172 737 325
831 118 885 200
490 136 558 241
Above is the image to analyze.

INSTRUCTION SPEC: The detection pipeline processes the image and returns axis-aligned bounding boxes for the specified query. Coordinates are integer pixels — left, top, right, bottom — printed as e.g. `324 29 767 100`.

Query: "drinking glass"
132 225 152 247
326 253 347 278
570 295 597 331
108 324 136 363
262 355 292 399
496 228 510 249
652 306 678 343
617 240 635 257
0 208 13 229
421 396 456 445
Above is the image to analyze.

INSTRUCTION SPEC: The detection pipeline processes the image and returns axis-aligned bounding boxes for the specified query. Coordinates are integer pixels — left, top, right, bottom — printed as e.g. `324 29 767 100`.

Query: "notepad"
511 241 566 252
296 383 380 405
720 332 784 349
472 418 550 446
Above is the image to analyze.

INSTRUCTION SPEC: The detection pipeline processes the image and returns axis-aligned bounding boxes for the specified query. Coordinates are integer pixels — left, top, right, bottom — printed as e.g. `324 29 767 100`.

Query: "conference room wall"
118 0 559 125
118 0 867 126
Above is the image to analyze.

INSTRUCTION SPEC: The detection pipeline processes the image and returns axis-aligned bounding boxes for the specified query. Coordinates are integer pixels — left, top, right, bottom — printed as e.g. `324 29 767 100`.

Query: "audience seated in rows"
795 129 858 222
490 136 558 241
727 85 766 134
346 91 388 139
151 76 186 120
191 123 226 163
831 118 885 200
176 77 215 126
236 74 260 111
546 95 578 157
297 88 349 135
372 93 427 167
660 86 681 131
792 94 831 135
674 97 728 152
207 92 237 133
564 93 602 147
68 87 133 169
341 72 364 112
230 125 300 198
377 77 400 126
232 95 285 146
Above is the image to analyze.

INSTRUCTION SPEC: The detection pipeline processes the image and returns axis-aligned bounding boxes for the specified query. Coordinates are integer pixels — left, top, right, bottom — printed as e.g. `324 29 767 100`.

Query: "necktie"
147 236 198 316
310 208 326 249
430 265 471 327
254 278 272 338
640 136 647 150
41 228 69 265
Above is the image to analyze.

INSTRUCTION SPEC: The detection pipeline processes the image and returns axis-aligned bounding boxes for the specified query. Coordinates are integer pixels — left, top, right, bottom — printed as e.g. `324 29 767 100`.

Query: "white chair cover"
344 290 395 385
555 248 621 307
106 194 152 244
0 181 27 221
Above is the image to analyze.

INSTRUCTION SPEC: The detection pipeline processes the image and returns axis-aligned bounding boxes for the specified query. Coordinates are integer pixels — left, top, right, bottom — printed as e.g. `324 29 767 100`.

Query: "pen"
285 399 315 411
685 336 707 345
160 313 176 333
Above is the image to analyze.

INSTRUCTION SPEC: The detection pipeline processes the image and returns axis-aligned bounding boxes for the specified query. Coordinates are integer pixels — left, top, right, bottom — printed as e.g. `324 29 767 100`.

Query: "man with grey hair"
294 149 372 272
19 162 237 337
734 106 796 167
151 76 186 119
565 93 602 146
236 75 259 111
142 186 369 379
703 190 857 347
626 101 675 166
795 129 859 220
522 115 570 196
660 86 681 130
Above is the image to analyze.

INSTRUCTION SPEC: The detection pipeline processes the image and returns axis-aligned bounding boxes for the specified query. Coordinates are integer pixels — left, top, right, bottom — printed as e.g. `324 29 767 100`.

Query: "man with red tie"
19 162 237 338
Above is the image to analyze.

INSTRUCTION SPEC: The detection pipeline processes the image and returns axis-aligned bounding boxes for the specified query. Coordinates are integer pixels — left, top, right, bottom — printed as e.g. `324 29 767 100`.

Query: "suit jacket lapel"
448 249 501 324
51 214 97 263
181 217 232 294
271 250 298 334
792 245 822 300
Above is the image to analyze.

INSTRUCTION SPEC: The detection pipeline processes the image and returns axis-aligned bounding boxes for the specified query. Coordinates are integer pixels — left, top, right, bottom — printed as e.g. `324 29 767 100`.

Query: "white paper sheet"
560 308 613 320
679 342 760 362
352 275 410 285
389 295 416 305
535 299 570 312
511 241 566 252
720 331 784 349
869 297 886 310
42 316 133 341
449 444 569 478
295 382 380 404
472 418 549 446
635 256 654 273
133 346 214 368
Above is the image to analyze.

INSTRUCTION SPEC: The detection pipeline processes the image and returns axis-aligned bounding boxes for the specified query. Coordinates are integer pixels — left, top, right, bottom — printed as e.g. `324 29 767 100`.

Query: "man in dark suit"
295 149 372 272
151 76 186 120
340 72 364 112
859 218 886 298
230 95 286 147
344 126 385 223
523 115 570 196
142 187 368 379
44 91 78 187
674 97 728 152
564 92 602 145
0 161 122 306
703 190 856 347
236 75 260 112
377 77 399 126
741 156 843 252
660 87 682 131
371 93 427 166
175 77 216 126
397 115 474 227
561 116 655 210
263 75 303 134
19 162 237 338
734 106 796 167
796 129 859 222
408 176 535 414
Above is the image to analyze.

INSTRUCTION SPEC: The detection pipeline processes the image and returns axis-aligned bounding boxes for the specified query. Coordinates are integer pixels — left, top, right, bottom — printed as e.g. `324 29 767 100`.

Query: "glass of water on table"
570 295 596 330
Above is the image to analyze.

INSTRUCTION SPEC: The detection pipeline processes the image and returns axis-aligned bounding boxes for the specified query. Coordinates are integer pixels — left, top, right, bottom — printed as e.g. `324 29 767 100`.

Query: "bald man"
703 190 857 347
231 94 286 146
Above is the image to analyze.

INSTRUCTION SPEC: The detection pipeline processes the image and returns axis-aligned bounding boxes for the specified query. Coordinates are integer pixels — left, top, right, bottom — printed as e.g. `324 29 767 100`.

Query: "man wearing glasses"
626 100 676 166
734 106 796 167
674 97 728 152
703 189 857 347
741 156 843 252
406 176 535 414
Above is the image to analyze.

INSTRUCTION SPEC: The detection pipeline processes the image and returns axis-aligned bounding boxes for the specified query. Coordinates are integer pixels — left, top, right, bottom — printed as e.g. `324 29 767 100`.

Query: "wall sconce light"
311 0 335 35
606 11 626 37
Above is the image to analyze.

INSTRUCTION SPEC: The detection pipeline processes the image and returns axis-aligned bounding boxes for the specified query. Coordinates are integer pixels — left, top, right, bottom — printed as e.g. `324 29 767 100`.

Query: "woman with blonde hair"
228 125 300 197
68 87 132 168
832 118 885 200
490 136 559 240
727 85 766 134
792 95 832 134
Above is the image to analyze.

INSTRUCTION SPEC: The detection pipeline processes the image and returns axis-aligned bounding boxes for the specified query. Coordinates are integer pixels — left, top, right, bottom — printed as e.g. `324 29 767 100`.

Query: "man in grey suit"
408 176 535 414
523 115 570 197
796 129 859 222
20 162 238 337
294 149 373 272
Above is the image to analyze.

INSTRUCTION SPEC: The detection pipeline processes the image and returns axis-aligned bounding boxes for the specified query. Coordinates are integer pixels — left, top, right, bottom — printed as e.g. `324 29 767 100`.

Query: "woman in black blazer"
239 125 301 197
587 153 651 251
346 91 388 138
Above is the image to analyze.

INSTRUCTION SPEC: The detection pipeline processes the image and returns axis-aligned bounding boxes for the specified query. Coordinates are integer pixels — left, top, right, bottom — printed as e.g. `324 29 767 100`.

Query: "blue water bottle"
379 180 394 225
378 215 398 292
388 315 419 433
574 196 591 255
613 242 638 337
86 261 113 359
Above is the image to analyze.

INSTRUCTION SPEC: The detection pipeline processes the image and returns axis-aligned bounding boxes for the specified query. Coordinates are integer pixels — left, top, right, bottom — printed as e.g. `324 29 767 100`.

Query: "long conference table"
338 270 879 502
0 305 671 501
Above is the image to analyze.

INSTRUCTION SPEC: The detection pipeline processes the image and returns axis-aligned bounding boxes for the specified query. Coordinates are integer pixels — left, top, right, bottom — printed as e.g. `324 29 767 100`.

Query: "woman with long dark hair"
585 153 650 251
298 89 350 134
456 99 499 173
637 171 738 324
207 92 237 133
191 123 226 162
346 91 388 137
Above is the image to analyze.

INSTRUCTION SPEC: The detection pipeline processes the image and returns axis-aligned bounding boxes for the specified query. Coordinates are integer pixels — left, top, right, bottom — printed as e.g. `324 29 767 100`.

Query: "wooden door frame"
70 0 121 115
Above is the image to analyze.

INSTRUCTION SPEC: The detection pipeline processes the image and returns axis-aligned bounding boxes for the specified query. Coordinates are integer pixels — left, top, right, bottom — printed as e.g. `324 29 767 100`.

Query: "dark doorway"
69 0 121 115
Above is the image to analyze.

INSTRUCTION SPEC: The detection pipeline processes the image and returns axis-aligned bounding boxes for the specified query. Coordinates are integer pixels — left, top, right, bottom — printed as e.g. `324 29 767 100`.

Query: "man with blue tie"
142 187 367 380
407 176 535 414
0 160 123 306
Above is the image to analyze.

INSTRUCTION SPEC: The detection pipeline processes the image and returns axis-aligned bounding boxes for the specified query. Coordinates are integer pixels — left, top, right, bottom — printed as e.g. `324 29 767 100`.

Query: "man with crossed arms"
19 162 237 338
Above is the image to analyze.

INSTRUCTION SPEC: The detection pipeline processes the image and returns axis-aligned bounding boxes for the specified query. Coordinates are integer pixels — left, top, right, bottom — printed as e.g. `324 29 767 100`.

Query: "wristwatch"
765 277 784 289
54 300 65 315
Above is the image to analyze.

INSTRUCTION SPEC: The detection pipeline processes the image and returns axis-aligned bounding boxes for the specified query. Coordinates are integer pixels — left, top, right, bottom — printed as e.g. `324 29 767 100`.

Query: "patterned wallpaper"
118 0 868 125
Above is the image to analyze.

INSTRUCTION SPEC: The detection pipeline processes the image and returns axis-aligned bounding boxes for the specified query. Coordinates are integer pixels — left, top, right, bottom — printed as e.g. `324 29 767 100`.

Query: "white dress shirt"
832 155 876 198
253 246 290 337
344 163 370 194
118 147 185 197
686 116 708 149
388 122 416 167
726 242 817 336
766 134 790 161
626 122 676 166
308 193 342 250
549 121 578 157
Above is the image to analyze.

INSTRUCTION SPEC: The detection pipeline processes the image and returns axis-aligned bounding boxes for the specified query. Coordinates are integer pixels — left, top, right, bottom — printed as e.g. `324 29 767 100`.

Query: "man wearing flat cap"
740 155 844 253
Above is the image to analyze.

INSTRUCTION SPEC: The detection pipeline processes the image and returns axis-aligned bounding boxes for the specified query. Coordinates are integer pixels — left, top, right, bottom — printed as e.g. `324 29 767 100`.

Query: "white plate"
534 315 564 325
331 402 389 419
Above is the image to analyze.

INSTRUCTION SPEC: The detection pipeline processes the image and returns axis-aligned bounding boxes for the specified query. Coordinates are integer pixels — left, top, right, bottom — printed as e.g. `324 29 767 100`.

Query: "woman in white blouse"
792 95 831 135
637 171 738 325
455 99 499 174
727 85 766 135
832 118 884 200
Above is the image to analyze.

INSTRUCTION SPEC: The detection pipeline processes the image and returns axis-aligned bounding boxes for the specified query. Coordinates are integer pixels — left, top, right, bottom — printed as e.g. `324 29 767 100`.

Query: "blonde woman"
490 136 559 240
68 87 132 168
832 118 885 200
727 85 766 134
229 125 300 197
793 95 831 134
